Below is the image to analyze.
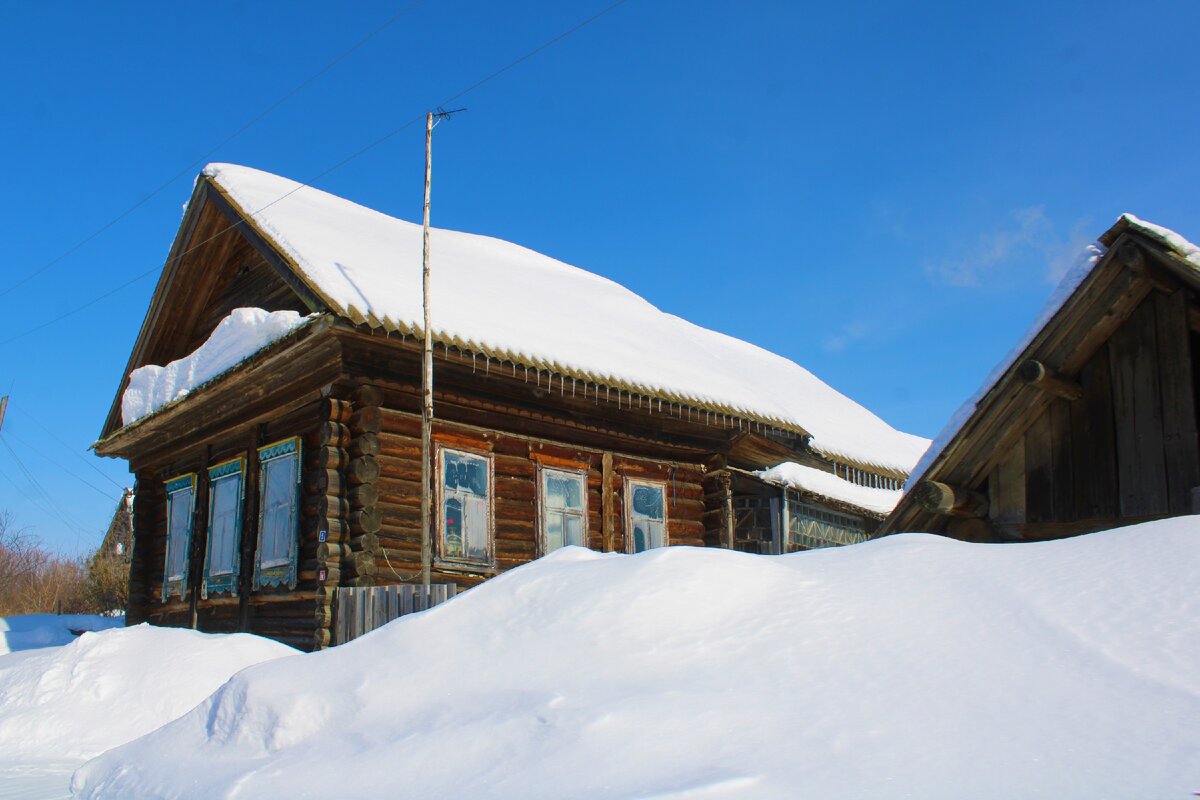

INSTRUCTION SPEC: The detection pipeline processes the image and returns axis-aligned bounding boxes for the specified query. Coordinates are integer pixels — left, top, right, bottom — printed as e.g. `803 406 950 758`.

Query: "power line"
0 0 426 301
0 435 95 537
0 0 631 350
16 406 128 492
3 426 119 503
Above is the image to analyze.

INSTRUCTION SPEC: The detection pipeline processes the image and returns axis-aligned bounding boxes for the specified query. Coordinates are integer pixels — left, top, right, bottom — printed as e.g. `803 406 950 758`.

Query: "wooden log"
602 452 615 552
348 484 380 508
302 516 348 541
350 532 380 552
349 507 383 534
303 495 350 520
350 433 381 458
911 480 989 518
324 397 353 423
318 421 350 449
307 445 349 470
316 541 351 562
347 456 380 486
1018 359 1083 401
304 468 344 495
343 551 378 578
353 383 385 406
350 407 383 434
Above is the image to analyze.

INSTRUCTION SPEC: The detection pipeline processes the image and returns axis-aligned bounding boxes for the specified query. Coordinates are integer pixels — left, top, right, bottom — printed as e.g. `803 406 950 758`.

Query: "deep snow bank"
0 624 295 761
0 614 123 655
75 519 1200 799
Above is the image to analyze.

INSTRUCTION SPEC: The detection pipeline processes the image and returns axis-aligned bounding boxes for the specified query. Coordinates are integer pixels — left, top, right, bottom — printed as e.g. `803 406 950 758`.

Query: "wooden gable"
99 180 324 440
882 225 1200 541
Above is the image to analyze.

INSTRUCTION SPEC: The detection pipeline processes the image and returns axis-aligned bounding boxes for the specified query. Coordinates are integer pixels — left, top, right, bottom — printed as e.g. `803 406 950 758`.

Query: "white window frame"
625 478 668 553
436 445 495 567
538 466 588 555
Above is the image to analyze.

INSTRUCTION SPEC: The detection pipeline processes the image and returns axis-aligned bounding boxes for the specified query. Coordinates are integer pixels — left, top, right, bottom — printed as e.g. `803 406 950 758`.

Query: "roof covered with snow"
202 164 928 474
898 214 1200 498
756 461 903 516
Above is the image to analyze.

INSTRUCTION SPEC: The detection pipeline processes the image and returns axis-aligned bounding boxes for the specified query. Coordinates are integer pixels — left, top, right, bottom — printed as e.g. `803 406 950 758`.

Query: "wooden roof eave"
99 178 211 441
723 465 887 521
93 315 338 460
878 227 1182 535
98 176 338 443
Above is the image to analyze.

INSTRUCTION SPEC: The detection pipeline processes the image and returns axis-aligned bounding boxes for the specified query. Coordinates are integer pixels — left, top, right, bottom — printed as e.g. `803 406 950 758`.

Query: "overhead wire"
0 0 427 301
16 406 128 492
3 426 119 503
0 435 96 537
0 0 631 350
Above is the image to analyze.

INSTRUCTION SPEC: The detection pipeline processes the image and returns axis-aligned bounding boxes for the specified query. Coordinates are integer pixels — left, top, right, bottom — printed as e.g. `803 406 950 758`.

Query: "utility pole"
420 108 464 595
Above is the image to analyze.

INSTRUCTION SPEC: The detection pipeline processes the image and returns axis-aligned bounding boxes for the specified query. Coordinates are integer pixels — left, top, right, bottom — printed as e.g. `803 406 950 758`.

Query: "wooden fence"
334 583 458 645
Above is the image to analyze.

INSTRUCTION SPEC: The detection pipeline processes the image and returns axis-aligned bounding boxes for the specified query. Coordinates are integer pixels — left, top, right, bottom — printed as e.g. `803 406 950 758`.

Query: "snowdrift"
75 519 1200 799
0 624 295 762
0 614 123 655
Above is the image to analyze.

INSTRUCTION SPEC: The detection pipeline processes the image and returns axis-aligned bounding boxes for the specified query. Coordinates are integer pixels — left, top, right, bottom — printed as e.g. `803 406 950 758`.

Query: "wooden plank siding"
961 290 1200 540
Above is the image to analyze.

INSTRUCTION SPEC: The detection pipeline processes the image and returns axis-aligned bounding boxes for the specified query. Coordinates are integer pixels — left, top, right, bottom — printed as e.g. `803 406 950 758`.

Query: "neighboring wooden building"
95 164 925 650
881 215 1200 542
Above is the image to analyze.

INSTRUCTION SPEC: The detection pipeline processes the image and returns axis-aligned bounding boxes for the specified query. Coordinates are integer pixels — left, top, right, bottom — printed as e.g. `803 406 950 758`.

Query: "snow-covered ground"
49 517 1200 799
0 625 296 798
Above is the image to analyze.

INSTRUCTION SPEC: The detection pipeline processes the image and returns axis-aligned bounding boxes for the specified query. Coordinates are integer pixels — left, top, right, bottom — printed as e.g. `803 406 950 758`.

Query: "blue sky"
1 0 1198 554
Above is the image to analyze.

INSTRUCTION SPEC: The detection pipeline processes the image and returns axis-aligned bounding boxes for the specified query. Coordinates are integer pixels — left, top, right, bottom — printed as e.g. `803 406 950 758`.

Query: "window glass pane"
545 474 569 509
166 488 193 580
443 497 464 558
260 455 296 567
647 521 664 550
632 485 663 520
564 514 584 547
632 523 648 553
444 451 487 496
545 513 564 551
208 474 241 575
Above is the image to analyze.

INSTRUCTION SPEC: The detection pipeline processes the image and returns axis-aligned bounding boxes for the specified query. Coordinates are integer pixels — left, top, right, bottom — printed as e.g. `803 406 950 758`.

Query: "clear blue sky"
2 0 1197 554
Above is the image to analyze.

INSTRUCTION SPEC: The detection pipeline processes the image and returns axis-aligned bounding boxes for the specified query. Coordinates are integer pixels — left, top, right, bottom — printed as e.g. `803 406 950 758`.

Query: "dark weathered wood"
1024 411 1054 524
1048 399 1074 522
1070 347 1118 520
350 433 381 458
1018 359 1083 401
347 456 380 486
911 480 989 518
990 439 1026 525
601 452 615 552
1153 289 1200 514
1109 299 1169 517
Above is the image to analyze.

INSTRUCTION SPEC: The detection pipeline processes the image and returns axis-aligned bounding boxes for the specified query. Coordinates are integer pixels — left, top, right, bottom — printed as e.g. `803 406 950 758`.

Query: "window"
626 479 666 553
203 458 245 597
439 447 493 566
540 467 587 554
785 497 868 551
254 437 301 590
162 473 196 601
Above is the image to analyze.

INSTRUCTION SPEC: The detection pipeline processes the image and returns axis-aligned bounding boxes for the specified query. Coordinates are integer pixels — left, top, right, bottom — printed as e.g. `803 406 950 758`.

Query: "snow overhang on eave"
94 315 335 458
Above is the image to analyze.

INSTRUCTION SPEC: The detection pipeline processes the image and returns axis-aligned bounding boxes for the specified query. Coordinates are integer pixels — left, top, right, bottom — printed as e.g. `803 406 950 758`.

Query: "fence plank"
334 583 458 644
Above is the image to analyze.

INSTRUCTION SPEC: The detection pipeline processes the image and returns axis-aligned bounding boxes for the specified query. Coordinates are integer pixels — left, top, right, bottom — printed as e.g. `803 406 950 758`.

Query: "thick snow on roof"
122 307 312 426
74 518 1200 798
202 164 928 474
904 215 1200 493
757 461 902 515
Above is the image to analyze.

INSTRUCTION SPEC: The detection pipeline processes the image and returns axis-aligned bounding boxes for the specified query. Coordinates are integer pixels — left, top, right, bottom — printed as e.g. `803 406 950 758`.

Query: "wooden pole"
420 112 434 592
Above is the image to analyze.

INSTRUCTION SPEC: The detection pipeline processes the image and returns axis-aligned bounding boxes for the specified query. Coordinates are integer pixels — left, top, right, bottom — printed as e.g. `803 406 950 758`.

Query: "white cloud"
925 207 1092 288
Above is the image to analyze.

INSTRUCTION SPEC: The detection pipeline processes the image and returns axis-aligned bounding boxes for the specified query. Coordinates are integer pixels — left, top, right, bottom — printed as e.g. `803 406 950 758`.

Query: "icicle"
472 353 477 372
571 378 576 397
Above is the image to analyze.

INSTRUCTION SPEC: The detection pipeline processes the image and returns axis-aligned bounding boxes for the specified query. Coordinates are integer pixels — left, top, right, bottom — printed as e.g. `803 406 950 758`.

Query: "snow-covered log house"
882 215 1200 542
95 164 927 650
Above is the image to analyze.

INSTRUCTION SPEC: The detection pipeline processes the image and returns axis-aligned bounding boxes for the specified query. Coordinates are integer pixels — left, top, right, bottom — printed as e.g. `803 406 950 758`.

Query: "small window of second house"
626 479 667 553
162 473 196 602
439 447 493 566
203 458 245 598
254 437 301 590
540 467 587 554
